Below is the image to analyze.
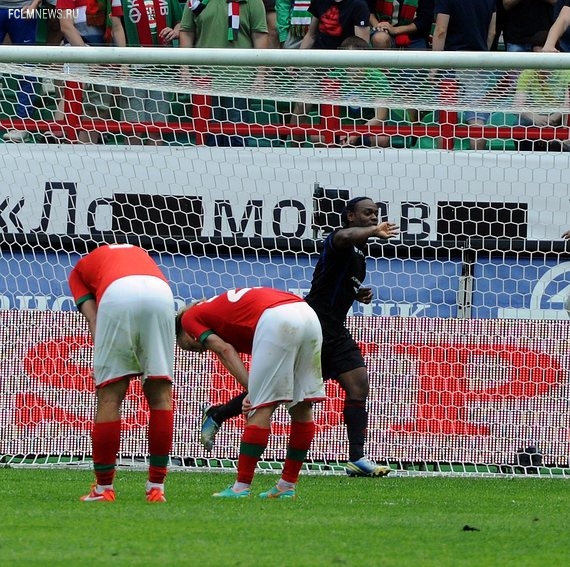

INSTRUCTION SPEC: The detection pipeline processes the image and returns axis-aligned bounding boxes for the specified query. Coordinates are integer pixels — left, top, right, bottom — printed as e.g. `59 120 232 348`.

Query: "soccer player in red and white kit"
68 244 175 502
176 287 325 498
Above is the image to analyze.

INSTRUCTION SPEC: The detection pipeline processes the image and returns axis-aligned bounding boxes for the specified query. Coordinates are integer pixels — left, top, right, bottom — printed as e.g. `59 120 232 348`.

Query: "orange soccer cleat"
80 485 116 502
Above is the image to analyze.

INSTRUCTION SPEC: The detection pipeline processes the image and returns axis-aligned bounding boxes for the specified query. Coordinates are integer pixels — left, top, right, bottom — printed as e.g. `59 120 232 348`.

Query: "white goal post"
1 47 570 477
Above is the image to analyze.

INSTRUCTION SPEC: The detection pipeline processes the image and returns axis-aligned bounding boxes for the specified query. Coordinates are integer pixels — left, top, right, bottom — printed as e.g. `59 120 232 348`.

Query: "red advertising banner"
1 311 569 467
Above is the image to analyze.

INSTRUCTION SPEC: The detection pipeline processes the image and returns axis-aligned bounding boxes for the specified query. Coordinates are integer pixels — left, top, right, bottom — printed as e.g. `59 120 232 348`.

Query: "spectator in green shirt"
179 0 268 146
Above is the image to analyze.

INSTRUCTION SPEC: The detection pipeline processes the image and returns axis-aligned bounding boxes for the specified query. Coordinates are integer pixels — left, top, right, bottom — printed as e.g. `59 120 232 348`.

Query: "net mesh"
0 62 567 113
1 48 570 476
3 311 570 476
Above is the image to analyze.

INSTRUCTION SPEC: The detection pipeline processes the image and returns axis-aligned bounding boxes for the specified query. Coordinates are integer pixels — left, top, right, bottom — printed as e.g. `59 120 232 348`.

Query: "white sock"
146 481 164 492
233 482 251 492
96 484 113 493
277 479 295 491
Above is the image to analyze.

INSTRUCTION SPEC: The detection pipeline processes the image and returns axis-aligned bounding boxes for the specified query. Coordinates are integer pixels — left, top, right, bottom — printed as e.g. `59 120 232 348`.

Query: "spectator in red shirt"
289 0 370 144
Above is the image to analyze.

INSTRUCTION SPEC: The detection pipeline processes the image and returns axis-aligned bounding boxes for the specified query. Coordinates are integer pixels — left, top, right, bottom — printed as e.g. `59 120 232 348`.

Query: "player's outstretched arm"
335 223 399 247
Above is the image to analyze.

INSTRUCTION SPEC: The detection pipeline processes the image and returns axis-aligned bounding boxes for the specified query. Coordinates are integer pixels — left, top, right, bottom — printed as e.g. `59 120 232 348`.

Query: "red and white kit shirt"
181 287 303 353
68 244 167 307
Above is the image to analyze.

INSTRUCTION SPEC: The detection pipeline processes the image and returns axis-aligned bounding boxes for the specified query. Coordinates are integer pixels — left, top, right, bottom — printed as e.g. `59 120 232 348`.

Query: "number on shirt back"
226 288 255 302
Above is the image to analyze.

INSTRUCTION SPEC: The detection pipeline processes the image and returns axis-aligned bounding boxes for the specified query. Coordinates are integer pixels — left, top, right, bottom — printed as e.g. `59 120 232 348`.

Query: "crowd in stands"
0 0 569 149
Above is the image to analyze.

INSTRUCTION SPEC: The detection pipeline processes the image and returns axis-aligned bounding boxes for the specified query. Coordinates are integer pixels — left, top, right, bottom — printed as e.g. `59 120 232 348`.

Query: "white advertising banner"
0 145 569 240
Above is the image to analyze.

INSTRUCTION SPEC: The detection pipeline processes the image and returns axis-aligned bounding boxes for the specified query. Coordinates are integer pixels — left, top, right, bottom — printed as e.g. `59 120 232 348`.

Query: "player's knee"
144 379 173 409
289 401 313 421
339 369 369 400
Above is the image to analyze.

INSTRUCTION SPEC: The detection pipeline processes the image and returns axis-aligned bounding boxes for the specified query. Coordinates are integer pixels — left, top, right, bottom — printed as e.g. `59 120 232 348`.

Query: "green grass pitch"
2 467 568 566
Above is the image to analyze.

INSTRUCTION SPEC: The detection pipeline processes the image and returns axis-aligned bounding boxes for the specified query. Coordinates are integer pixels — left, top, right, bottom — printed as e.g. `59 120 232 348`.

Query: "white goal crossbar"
1 47 570 113
0 46 569 69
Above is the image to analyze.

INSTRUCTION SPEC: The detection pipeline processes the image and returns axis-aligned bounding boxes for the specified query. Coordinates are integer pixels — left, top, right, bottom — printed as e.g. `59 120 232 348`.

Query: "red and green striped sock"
92 420 120 486
282 421 315 484
237 425 270 484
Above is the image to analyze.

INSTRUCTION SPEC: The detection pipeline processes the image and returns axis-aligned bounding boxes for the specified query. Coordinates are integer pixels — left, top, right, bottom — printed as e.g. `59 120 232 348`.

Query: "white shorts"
248 302 325 410
93 275 175 387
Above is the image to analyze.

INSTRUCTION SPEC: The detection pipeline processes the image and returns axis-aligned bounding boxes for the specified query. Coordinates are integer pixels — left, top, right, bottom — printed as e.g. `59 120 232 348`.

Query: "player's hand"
242 395 252 414
356 287 373 304
562 230 570 239
375 222 399 239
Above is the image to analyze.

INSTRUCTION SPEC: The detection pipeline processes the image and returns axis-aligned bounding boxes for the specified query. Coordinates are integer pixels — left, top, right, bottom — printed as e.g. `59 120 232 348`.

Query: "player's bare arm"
79 299 98 339
204 334 249 389
335 223 399 247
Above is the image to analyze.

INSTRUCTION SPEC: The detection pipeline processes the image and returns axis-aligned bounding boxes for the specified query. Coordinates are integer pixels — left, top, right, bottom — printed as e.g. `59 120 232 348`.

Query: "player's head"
341 197 378 228
175 300 206 352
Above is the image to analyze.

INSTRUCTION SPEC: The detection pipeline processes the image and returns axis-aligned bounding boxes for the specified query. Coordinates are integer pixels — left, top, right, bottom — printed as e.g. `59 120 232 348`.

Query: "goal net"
1 47 570 477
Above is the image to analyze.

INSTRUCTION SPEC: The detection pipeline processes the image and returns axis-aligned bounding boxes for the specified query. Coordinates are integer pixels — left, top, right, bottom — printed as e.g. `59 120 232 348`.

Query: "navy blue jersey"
305 229 366 338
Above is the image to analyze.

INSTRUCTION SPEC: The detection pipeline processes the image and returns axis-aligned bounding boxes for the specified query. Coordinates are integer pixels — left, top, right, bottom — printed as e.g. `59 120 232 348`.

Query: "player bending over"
176 286 325 498
68 244 175 503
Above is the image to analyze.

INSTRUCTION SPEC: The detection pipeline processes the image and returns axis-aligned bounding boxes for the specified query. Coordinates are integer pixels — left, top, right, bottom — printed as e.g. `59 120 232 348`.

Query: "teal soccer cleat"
213 485 251 498
259 485 296 499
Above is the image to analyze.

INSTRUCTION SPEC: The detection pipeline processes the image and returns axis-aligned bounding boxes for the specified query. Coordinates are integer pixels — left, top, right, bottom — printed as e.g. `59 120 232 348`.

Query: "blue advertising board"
1 251 570 319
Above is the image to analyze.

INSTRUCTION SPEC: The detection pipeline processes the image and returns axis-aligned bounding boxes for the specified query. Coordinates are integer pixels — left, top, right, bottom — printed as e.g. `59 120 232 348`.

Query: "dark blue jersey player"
304 197 398 476
199 196 399 477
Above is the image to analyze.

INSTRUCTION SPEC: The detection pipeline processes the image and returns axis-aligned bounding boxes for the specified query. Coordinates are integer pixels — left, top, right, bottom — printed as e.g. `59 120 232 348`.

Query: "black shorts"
320 330 365 380
263 0 276 12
